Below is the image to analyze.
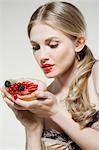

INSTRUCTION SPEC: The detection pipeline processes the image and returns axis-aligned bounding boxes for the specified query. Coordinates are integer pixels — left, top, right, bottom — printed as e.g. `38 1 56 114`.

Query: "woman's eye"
32 45 40 51
49 44 59 48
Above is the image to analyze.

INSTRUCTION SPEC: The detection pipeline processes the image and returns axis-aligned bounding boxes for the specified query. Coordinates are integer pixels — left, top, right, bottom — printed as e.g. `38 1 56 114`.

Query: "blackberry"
4 80 11 87
18 85 25 91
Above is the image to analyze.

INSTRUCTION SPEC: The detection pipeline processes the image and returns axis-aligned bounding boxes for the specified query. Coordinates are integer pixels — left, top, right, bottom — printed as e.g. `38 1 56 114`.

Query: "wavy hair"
27 1 96 128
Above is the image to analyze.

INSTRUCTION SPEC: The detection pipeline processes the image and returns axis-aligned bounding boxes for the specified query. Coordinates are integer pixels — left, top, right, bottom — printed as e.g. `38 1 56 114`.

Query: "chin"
44 70 63 78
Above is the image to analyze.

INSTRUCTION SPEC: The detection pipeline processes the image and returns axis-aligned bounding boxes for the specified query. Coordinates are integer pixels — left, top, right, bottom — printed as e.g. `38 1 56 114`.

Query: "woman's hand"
3 96 44 136
13 91 61 118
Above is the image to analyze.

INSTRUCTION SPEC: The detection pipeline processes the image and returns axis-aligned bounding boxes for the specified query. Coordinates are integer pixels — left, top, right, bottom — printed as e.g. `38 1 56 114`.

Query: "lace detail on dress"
42 111 99 149
88 111 99 131
42 128 82 150
42 128 71 142
86 111 99 128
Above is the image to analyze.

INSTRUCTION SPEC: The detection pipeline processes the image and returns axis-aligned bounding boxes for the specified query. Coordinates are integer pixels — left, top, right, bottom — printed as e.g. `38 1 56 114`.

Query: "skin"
3 96 43 150
30 24 75 79
3 23 99 149
30 23 85 93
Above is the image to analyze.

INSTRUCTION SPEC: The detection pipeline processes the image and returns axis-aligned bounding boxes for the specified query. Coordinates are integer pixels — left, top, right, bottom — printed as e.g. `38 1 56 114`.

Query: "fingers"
3 97 15 109
35 91 54 99
14 103 26 110
14 99 41 108
45 100 54 106
3 96 26 111
14 91 55 109
35 91 56 106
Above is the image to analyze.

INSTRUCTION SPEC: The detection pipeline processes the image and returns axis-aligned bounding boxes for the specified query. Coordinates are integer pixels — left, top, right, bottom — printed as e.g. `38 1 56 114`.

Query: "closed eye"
49 44 59 49
32 44 59 51
32 45 40 51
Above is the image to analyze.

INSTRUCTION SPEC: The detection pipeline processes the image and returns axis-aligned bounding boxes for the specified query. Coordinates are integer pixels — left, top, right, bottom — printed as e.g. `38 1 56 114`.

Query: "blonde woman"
3 1 99 150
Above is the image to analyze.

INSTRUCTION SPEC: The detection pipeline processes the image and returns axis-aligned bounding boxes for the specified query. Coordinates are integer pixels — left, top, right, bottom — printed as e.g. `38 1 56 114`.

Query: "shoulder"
91 60 99 97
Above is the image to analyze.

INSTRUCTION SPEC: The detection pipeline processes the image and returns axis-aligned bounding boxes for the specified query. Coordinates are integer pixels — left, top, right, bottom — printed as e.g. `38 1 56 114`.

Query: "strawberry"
19 89 30 95
28 87 38 92
13 94 17 100
6 80 39 99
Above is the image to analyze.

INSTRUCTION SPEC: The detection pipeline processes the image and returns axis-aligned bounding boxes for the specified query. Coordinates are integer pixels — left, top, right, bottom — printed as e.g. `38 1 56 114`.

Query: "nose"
39 49 49 64
40 58 49 64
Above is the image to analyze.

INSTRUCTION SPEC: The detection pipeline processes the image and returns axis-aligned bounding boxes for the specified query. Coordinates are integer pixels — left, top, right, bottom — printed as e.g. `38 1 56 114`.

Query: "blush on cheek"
57 48 75 69
56 48 70 62
48 49 68 70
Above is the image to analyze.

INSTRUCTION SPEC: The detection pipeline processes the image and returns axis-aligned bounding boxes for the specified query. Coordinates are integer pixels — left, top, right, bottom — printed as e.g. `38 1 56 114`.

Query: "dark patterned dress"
41 111 99 150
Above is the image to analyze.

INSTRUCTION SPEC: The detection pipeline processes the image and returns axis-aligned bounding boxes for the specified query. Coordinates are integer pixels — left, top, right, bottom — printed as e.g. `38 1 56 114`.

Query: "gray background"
0 0 99 149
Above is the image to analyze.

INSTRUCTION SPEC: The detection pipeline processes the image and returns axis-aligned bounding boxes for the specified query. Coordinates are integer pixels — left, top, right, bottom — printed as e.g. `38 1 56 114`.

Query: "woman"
3 1 99 150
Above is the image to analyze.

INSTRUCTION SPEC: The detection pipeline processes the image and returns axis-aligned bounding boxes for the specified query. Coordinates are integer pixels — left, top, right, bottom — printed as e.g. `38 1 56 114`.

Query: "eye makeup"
30 37 61 51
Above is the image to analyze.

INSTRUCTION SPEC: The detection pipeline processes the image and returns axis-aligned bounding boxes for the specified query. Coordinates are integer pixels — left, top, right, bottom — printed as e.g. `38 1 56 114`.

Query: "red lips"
41 63 54 68
41 63 54 72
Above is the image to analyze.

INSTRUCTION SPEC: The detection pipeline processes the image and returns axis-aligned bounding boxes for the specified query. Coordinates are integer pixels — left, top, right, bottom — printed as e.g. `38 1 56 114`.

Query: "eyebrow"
30 36 60 44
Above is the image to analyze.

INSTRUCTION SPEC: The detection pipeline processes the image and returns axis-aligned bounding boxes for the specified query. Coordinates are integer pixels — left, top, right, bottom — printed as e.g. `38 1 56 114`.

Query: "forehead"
30 23 66 42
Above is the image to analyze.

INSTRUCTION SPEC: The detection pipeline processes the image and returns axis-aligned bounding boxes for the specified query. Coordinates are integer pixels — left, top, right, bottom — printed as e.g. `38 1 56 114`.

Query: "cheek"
51 48 75 64
33 53 40 64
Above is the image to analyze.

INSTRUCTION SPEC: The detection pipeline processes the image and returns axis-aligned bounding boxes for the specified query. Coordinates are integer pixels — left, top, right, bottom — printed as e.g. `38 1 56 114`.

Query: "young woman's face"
30 23 76 78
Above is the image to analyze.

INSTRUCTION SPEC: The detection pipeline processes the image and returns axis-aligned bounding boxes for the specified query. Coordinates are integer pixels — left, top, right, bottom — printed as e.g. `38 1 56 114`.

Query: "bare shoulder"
91 60 99 96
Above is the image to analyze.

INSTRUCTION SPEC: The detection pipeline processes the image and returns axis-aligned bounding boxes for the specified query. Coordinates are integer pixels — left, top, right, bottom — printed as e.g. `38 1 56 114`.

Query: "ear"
75 37 86 52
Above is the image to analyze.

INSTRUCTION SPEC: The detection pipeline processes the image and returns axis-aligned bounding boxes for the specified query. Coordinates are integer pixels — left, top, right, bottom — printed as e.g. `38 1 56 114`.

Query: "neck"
54 60 77 92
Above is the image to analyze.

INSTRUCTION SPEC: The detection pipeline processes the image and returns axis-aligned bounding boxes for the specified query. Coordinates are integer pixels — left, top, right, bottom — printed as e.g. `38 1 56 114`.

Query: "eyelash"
32 45 40 51
32 44 59 51
49 44 59 48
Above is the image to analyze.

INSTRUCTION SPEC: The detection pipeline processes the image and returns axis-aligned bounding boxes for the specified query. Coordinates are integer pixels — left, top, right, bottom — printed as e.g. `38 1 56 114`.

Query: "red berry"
19 89 30 95
8 87 13 92
13 94 17 100
11 85 14 88
7 80 38 97
14 84 18 88
28 88 37 92
17 82 21 86
33 84 38 88
13 87 17 91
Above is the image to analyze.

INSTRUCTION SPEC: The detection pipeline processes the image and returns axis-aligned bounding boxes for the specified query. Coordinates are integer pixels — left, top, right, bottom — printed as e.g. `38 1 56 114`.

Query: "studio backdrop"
0 0 99 149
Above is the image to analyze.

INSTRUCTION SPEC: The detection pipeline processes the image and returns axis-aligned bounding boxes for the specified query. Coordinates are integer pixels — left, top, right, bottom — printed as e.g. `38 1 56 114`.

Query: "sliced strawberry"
28 84 38 88
26 84 34 88
28 84 38 91
22 81 34 86
28 87 38 92
18 89 30 95
32 84 38 87
6 80 38 97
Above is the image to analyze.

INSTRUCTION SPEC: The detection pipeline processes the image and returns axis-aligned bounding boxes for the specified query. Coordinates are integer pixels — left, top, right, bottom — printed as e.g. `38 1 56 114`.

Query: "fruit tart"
2 78 47 101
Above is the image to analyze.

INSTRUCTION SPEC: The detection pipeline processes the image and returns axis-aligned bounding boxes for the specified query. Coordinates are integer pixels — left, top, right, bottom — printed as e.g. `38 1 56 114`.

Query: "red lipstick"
41 63 54 72
41 63 54 68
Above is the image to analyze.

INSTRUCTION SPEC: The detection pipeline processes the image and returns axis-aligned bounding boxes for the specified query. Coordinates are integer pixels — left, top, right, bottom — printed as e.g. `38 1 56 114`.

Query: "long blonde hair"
27 1 96 128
